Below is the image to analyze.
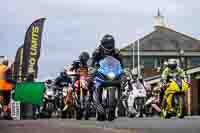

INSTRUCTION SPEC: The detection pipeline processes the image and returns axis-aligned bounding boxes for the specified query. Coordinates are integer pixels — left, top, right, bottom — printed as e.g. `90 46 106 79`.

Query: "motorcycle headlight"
108 72 116 79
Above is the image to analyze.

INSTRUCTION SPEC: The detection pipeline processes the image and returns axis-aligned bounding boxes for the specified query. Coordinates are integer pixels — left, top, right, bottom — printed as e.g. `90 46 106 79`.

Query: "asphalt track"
0 116 200 133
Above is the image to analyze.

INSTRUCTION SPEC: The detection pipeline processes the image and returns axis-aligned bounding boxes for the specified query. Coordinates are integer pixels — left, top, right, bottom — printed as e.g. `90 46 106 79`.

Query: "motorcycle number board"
13 82 45 106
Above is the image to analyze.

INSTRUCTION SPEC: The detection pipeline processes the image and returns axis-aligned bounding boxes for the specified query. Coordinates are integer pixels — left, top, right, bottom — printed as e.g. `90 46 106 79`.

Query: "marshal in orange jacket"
0 64 13 91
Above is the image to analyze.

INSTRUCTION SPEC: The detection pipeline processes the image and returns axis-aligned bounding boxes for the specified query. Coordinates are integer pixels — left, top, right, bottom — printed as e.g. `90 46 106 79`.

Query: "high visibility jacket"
161 67 185 81
0 64 13 91
0 64 8 80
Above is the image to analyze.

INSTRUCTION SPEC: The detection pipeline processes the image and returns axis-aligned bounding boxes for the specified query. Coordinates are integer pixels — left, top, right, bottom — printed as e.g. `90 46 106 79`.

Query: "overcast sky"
1 0 200 80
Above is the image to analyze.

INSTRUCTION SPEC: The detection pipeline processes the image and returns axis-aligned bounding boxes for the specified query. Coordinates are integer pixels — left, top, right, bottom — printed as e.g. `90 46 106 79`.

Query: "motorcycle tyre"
160 98 170 119
76 108 83 120
107 87 116 121
96 111 106 121
47 111 52 119
176 95 185 119
83 106 90 120
134 99 144 118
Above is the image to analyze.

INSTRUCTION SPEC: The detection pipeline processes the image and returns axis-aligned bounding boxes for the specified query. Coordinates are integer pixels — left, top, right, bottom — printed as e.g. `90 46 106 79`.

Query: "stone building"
120 10 200 77
120 10 200 115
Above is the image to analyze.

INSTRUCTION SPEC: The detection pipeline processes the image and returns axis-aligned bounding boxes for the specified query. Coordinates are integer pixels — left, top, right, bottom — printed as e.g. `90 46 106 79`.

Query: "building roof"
121 26 200 52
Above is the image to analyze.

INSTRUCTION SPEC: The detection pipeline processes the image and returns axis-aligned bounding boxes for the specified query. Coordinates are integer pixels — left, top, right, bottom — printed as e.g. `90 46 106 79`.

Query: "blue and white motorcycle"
94 56 123 121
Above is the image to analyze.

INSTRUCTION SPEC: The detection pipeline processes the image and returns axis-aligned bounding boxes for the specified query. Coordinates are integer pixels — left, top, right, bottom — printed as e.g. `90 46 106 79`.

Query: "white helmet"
168 59 177 70
131 68 138 76
64 65 71 72
168 59 177 65
164 61 168 66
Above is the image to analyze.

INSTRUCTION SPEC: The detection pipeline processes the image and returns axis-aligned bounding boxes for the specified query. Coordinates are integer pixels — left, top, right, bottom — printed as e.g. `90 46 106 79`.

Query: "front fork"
80 81 90 110
161 94 173 112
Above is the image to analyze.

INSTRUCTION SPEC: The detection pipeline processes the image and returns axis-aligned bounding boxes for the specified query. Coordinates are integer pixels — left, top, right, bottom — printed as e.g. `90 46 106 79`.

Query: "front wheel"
134 98 145 118
76 108 83 120
107 87 117 121
47 111 52 118
175 95 185 119
160 98 170 119
97 111 106 121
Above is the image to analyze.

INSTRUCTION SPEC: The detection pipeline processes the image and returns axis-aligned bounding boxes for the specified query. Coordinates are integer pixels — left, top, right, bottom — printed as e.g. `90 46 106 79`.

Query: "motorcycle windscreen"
98 56 122 77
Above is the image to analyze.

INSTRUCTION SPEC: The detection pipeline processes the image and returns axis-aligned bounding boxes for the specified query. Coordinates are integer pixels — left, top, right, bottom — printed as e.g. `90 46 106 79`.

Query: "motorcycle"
161 75 189 119
74 75 90 120
120 73 133 117
125 81 147 118
55 82 67 118
62 85 75 119
94 56 123 121
42 80 56 118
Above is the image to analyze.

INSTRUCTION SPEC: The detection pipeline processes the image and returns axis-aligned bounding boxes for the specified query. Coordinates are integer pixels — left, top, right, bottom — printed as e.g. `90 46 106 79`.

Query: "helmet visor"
168 64 177 70
101 42 114 51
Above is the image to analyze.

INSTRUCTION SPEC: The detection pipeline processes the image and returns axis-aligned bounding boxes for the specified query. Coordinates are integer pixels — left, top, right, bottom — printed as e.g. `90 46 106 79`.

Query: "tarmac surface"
0 116 200 133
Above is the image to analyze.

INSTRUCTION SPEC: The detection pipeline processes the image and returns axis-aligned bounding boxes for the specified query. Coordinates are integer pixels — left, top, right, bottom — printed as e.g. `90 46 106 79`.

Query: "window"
142 57 155 68
191 57 200 66
122 56 133 68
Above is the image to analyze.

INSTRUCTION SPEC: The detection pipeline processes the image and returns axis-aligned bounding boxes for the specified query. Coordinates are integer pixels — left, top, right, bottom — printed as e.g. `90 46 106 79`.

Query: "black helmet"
100 34 115 52
79 52 90 63
45 79 52 84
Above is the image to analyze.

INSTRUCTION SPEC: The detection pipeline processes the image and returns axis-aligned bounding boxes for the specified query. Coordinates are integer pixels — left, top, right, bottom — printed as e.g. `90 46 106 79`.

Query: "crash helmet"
100 34 115 53
152 86 161 96
163 61 168 66
79 51 90 63
123 68 131 80
45 79 52 84
63 65 71 76
2 58 8 66
168 59 177 70
131 68 138 81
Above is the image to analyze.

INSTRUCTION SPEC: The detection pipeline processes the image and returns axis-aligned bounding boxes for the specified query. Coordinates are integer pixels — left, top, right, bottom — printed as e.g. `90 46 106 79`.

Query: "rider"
70 52 90 97
131 68 150 91
70 51 90 82
88 34 123 114
55 66 72 87
55 66 72 111
0 59 14 116
161 59 186 111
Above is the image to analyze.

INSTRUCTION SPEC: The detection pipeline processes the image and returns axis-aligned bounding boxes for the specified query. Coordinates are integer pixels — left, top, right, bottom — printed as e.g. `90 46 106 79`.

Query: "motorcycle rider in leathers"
88 34 124 114
161 59 186 112
70 51 91 107
70 52 90 85
54 67 72 111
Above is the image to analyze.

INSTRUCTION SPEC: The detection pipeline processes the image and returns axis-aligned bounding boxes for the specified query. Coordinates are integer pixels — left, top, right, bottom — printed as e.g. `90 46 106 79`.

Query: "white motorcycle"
42 80 56 118
124 81 147 118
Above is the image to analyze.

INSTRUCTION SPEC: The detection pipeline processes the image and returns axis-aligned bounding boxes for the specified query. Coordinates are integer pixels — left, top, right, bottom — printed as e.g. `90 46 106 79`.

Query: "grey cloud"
1 0 199 80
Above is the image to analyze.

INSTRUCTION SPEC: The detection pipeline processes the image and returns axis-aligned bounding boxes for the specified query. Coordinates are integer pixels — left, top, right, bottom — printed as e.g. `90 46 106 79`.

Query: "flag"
22 18 46 79
12 46 24 82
